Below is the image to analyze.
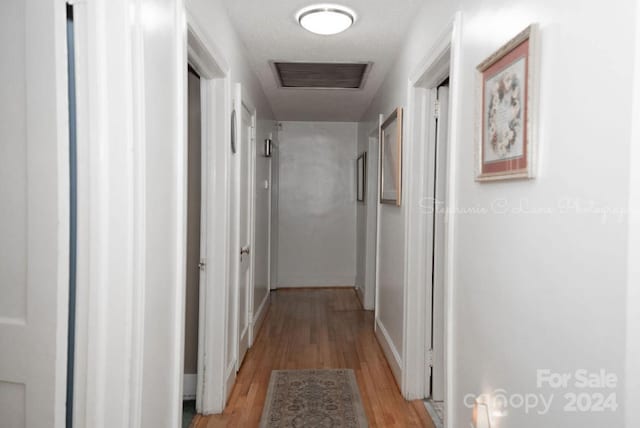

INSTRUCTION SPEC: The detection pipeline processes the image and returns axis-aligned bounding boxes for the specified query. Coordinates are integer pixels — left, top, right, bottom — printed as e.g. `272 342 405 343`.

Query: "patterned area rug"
260 369 368 428
424 399 444 428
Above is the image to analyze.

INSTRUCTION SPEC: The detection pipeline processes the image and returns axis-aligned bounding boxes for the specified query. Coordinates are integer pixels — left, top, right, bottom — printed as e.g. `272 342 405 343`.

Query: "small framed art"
380 108 403 205
357 152 367 203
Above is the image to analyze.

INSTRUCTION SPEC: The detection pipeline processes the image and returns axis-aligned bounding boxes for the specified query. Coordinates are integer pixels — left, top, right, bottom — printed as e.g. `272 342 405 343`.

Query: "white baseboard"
355 286 365 307
252 292 270 344
276 274 355 288
375 318 402 387
224 361 236 405
183 374 197 400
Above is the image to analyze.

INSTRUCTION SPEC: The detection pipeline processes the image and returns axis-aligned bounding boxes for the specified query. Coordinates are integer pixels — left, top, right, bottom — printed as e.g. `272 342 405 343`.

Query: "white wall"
277 121 358 288
361 0 637 426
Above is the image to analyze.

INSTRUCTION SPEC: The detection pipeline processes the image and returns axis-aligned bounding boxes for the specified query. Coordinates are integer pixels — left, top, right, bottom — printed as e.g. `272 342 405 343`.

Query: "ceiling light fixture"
297 4 356 35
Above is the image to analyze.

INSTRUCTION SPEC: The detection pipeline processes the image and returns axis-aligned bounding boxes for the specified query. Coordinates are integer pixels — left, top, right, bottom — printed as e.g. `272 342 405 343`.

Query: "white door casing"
403 15 462 413
364 121 382 311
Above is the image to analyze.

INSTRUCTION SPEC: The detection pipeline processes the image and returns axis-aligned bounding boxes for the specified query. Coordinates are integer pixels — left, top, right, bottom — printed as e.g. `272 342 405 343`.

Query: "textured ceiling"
223 0 424 122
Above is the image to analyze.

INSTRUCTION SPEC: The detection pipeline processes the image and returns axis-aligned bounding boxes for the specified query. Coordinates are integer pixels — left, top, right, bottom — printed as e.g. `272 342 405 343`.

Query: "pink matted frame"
475 24 539 181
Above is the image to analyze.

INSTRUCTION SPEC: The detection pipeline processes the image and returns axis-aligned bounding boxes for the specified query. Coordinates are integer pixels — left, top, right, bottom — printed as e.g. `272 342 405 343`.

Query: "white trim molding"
363 121 382 311
251 292 270 344
375 318 402 385
71 1 148 426
277 276 356 288
224 361 236 405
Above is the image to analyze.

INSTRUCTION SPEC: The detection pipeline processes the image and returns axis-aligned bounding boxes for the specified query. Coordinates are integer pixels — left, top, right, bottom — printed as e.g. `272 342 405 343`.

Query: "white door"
0 1 69 427
195 78 209 413
431 83 449 402
237 103 254 369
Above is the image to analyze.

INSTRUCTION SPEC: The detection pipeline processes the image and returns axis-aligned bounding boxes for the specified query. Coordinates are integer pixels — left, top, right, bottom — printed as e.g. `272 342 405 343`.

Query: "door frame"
402 13 462 424
70 0 151 425
233 83 257 369
185 12 232 414
364 120 382 311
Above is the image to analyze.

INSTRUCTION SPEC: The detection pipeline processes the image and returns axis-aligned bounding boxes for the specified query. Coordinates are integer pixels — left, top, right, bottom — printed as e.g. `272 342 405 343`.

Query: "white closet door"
0 1 69 427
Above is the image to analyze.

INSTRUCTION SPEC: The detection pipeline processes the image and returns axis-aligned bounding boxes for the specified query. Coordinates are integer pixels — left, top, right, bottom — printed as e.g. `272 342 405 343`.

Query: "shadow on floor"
183 400 196 428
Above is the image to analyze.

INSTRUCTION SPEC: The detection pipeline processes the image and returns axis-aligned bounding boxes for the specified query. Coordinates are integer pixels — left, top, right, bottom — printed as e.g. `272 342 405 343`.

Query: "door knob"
240 246 250 255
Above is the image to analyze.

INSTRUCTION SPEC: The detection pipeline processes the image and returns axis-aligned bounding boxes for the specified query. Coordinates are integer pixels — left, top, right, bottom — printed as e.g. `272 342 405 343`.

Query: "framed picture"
357 152 367 203
476 24 539 181
380 108 403 205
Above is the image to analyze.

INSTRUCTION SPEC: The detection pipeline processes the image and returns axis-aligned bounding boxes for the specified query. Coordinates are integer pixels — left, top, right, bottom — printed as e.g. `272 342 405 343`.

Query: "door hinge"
434 99 440 119
198 259 206 271
426 348 434 367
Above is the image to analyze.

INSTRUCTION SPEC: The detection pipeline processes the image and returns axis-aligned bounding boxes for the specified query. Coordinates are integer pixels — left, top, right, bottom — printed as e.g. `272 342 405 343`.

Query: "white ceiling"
223 0 425 122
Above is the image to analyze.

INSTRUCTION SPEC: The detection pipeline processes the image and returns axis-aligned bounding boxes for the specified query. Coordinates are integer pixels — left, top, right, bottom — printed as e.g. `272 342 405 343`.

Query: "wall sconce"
263 138 273 157
472 400 492 428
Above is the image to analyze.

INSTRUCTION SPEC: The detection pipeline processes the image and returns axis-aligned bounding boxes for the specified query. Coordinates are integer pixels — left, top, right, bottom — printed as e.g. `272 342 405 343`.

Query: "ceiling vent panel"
272 61 371 89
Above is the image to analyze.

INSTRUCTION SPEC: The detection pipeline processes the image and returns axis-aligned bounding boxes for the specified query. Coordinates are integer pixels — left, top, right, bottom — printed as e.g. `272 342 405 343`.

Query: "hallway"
2 1 640 427
192 289 434 427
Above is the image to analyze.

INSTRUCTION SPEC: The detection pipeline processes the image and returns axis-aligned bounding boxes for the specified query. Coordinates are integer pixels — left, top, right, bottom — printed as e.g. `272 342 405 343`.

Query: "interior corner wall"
361 0 635 427
276 121 358 288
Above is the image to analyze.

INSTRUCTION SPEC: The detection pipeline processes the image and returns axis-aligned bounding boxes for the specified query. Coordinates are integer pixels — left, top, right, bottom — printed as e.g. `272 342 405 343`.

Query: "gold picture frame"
380 108 403 206
357 152 367 203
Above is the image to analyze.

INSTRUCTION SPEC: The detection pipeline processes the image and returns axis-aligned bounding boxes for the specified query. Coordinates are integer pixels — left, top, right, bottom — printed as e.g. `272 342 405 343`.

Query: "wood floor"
192 288 434 427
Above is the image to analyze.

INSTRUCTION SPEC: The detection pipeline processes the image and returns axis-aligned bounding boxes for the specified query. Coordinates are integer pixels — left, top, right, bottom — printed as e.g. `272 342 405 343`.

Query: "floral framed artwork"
476 24 539 181
380 108 403 205
357 152 367 203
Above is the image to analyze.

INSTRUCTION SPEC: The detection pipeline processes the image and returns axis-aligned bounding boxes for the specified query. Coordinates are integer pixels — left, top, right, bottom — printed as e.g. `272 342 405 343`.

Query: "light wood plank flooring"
192 288 434 427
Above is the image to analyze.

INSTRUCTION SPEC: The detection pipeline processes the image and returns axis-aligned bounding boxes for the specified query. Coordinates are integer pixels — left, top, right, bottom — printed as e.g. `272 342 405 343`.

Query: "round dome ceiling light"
297 4 356 36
